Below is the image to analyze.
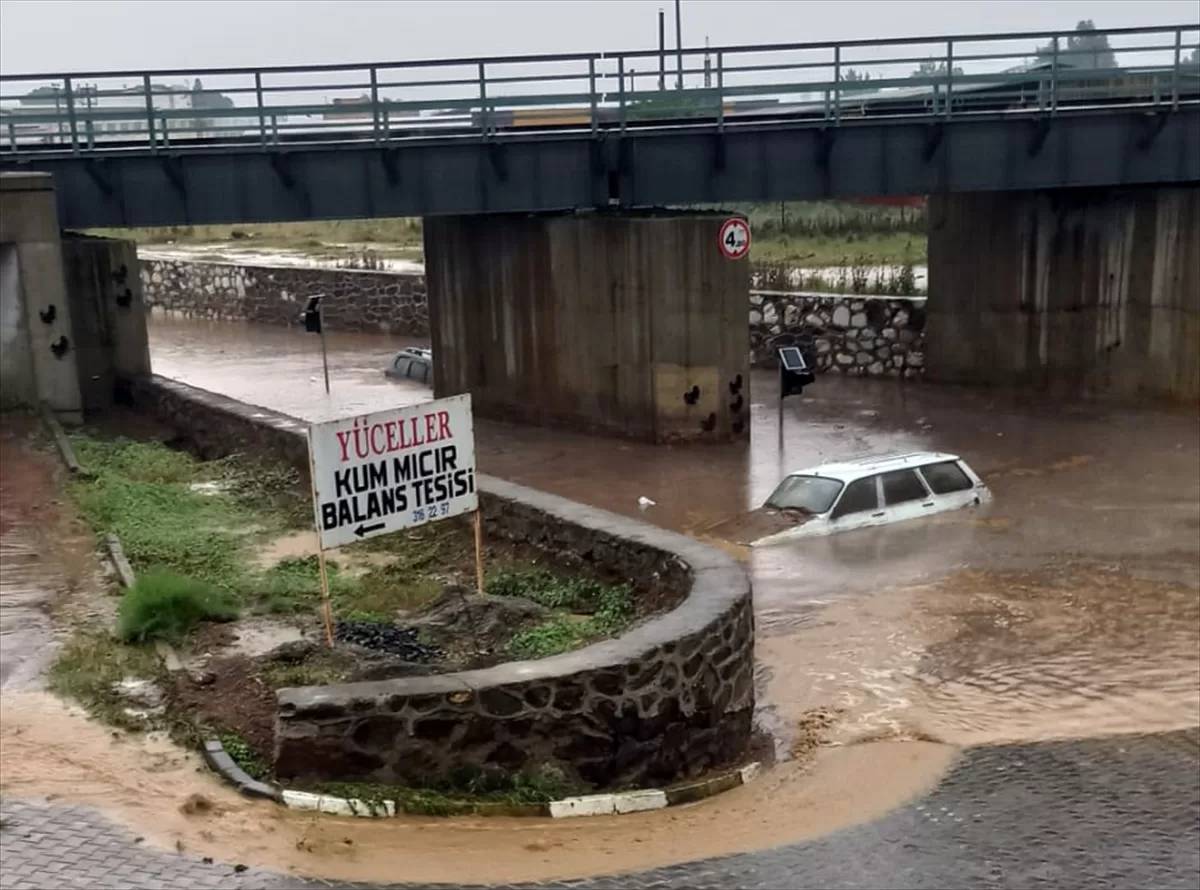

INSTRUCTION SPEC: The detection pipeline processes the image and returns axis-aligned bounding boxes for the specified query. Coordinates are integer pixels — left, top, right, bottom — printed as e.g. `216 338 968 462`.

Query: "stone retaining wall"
140 259 428 336
138 257 925 378
750 291 926 377
127 375 755 790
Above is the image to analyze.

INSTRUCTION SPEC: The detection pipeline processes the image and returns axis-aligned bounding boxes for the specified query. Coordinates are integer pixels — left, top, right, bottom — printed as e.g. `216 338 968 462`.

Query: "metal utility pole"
658 8 666 90
674 0 684 90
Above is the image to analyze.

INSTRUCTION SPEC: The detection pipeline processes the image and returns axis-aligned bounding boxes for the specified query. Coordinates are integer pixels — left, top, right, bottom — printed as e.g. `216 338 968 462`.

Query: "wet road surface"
1 314 1197 889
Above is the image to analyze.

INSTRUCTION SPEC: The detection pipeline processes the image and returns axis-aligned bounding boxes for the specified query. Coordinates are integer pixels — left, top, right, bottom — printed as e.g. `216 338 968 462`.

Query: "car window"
881 469 929 505
920 461 974 494
830 476 878 519
765 475 843 514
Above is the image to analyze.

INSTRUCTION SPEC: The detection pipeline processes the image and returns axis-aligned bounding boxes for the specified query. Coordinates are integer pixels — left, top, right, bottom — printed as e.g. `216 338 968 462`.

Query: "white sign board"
307 394 478 550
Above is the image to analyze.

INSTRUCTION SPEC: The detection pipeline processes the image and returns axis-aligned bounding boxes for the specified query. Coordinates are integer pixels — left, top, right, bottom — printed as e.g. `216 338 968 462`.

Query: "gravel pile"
334 620 447 662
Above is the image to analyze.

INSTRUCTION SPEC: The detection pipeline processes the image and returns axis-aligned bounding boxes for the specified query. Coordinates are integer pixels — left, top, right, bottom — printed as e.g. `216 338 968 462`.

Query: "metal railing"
1 23 1196 157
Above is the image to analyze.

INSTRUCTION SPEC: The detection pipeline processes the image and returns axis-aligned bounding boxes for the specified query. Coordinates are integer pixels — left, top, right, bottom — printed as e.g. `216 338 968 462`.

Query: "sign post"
777 346 815 450
306 394 480 646
301 295 330 395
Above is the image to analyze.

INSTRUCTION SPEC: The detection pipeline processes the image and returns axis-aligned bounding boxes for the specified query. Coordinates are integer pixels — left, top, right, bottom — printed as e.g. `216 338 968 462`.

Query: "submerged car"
385 347 433 385
752 451 991 546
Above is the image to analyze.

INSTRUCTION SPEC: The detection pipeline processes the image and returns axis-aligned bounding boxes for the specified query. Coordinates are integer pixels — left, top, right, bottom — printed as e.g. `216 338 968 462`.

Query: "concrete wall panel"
427 212 750 442
927 186 1200 403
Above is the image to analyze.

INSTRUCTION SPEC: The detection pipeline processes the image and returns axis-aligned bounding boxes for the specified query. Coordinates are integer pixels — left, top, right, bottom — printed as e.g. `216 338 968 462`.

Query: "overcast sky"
1 0 1197 74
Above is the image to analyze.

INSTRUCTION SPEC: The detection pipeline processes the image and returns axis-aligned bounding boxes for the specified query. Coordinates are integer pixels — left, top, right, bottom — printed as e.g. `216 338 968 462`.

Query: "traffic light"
778 346 815 399
301 295 323 334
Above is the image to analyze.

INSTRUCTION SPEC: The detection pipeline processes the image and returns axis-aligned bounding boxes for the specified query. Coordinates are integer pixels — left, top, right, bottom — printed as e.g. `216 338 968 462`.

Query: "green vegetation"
69 436 306 591
88 200 927 269
489 569 635 659
117 570 238 643
218 732 269 781
87 217 424 255
48 632 162 731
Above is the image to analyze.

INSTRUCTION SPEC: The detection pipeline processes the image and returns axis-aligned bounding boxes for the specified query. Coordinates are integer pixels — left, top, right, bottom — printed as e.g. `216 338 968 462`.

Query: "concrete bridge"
0 24 1198 226
2 24 1198 433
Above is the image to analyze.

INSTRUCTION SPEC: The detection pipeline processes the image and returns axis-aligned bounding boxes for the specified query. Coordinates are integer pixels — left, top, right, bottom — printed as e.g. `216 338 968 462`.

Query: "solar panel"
778 346 808 371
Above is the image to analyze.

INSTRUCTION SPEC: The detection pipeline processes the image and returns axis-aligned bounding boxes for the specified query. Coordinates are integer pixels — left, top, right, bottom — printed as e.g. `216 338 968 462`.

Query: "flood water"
146 313 1200 753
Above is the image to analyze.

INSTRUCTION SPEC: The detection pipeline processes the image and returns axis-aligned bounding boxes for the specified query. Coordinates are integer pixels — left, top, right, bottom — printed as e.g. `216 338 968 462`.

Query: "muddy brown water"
1 315 1196 884
146 316 1200 752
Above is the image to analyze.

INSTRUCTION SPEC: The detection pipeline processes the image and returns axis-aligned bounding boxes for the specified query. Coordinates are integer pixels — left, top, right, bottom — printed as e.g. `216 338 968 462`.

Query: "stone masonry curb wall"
127 375 755 792
750 291 927 377
201 737 761 819
140 259 429 336
138 257 924 377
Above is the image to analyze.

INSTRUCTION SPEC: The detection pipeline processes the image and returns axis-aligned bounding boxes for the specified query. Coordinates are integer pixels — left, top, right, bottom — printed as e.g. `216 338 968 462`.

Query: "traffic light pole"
302 295 331 395
319 316 330 395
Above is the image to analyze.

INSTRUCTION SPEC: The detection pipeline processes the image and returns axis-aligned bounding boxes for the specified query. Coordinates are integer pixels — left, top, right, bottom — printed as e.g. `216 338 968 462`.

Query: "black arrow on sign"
354 522 386 538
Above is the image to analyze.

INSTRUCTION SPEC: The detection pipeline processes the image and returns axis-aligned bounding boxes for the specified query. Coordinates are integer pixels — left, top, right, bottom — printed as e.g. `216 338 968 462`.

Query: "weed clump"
117 569 238 642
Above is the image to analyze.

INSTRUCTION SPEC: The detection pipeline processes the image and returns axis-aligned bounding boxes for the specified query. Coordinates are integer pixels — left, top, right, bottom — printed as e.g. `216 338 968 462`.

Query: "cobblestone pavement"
2 729 1197 890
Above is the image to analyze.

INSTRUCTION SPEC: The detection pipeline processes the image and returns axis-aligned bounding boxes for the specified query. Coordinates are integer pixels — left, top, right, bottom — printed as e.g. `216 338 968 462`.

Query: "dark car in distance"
385 347 433 385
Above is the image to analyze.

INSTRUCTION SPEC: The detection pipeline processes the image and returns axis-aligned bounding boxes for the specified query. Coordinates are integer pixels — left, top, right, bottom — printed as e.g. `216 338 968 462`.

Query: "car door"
826 475 885 534
917 460 981 512
879 467 937 526
387 356 412 380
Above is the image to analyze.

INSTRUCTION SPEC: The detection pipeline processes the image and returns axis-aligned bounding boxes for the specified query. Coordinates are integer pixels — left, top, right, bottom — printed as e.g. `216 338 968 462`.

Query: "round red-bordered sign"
718 217 751 260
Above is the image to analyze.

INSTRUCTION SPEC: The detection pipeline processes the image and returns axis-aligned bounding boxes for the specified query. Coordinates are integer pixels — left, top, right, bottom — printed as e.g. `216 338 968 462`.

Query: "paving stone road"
2 729 1197 890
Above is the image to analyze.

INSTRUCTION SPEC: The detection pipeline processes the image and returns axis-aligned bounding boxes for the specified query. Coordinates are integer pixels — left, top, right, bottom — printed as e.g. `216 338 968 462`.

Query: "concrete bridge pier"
925 186 1200 403
0 172 150 420
425 211 751 443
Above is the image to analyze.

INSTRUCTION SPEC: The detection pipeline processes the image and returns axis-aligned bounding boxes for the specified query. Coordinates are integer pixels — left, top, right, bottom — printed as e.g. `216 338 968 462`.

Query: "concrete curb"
201 738 761 819
39 403 83 475
105 533 137 590
200 740 283 802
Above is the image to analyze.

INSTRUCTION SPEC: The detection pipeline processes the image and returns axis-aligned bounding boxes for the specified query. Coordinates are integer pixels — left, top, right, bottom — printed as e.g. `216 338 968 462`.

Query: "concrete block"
549 794 617 818
613 790 668 814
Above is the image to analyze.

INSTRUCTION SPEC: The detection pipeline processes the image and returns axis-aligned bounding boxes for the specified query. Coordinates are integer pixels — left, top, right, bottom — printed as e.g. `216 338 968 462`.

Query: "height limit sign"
307 395 478 550
718 217 751 260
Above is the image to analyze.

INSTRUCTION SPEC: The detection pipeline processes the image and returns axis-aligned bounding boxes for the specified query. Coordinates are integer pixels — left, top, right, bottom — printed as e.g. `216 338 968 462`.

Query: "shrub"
117 569 238 642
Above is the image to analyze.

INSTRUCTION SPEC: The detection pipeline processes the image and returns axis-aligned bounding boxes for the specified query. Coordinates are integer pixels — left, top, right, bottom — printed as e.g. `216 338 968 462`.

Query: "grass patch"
117 570 238 643
259 648 350 689
89 202 927 269
495 570 635 659
245 556 358 615
750 232 926 268
69 434 310 594
48 632 162 731
217 732 269 781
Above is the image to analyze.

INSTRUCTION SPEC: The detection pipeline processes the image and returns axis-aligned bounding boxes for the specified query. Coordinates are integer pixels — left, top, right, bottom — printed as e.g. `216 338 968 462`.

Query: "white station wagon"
753 451 992 546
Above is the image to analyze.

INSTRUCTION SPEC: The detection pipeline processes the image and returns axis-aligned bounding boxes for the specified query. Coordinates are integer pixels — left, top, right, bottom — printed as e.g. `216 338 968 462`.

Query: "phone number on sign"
412 501 454 523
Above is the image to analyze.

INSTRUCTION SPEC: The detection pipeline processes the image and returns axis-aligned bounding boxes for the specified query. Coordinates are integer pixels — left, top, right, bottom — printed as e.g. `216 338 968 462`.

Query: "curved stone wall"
128 375 755 790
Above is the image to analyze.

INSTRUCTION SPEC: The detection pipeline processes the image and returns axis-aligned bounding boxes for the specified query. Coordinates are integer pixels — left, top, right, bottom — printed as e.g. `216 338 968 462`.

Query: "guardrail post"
1171 28 1182 110
1050 36 1059 115
617 55 627 133
716 51 724 132
143 74 158 152
833 45 841 123
478 61 489 139
63 76 79 152
254 72 267 147
944 39 954 118
370 66 381 143
588 58 597 136
5 119 16 153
